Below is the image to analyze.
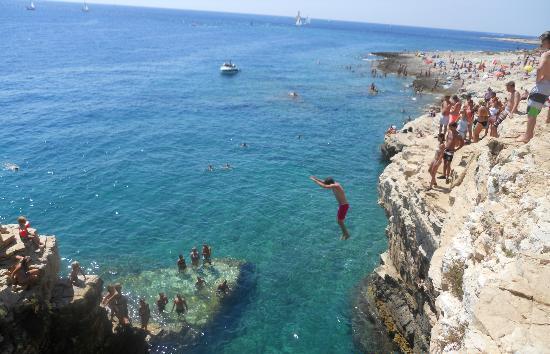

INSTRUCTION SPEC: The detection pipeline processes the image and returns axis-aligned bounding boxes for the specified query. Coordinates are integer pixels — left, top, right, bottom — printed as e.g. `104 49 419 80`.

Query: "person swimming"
217 279 229 295
195 276 206 290
172 294 188 315
156 292 169 313
202 244 212 265
190 247 200 267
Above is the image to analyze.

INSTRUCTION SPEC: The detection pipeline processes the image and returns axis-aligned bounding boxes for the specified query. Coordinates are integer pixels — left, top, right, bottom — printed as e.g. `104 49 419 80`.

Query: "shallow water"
0 2 530 353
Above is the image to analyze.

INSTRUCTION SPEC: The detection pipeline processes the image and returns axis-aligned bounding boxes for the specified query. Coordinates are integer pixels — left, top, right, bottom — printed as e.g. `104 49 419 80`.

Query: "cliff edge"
358 50 549 354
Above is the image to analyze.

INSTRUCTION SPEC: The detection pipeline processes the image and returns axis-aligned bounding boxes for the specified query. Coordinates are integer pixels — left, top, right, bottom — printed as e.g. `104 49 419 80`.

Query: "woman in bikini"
473 104 490 142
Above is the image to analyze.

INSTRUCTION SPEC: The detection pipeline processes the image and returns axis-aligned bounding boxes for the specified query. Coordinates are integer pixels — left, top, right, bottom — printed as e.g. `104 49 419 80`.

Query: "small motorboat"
220 61 239 75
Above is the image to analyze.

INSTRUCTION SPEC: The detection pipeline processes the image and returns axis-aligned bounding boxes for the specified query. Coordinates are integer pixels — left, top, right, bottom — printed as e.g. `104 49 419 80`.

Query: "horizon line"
44 0 539 38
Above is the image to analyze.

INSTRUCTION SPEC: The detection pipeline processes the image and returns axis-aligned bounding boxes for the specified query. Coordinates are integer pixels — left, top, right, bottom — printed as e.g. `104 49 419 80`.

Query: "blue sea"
0 2 533 353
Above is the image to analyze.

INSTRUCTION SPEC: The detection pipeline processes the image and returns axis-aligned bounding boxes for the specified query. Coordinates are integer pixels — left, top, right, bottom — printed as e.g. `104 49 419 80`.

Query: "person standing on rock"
190 247 200 267
492 81 521 137
439 96 451 137
518 31 550 143
156 292 169 313
177 254 187 272
138 298 150 331
172 294 188 316
442 122 464 184
202 244 212 265
310 176 350 240
69 261 86 285
428 134 446 190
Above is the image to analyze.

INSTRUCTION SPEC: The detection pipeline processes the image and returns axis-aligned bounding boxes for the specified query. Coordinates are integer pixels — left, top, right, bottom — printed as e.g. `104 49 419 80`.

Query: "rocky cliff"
360 102 550 353
0 226 148 354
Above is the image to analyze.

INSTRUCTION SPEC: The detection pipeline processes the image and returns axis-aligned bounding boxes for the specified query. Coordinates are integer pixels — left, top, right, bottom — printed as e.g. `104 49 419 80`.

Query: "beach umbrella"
524 65 533 73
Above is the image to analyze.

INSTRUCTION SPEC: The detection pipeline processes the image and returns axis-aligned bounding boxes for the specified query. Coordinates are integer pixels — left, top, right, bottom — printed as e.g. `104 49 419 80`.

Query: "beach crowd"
386 32 550 190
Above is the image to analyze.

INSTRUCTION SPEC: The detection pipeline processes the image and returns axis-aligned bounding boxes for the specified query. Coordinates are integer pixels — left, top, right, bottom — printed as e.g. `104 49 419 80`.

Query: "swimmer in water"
171 294 188 315
177 254 187 272
289 91 299 98
207 165 214 172
240 143 248 148
195 276 206 290
217 279 229 295
222 163 232 170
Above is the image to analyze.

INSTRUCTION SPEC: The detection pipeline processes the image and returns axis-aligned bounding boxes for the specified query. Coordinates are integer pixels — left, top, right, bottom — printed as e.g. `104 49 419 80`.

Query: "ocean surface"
0 2 532 353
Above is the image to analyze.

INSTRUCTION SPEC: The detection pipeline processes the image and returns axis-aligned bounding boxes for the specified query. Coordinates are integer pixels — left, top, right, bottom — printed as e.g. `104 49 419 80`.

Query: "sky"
55 0 547 36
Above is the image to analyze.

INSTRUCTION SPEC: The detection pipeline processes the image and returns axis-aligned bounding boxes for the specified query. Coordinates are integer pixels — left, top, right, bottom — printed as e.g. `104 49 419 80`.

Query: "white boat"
82 1 89 12
295 11 304 26
295 11 311 26
220 61 239 74
26 1 35 10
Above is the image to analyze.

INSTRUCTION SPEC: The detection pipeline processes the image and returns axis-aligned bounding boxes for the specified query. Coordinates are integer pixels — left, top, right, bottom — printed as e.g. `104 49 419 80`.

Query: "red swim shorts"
337 204 350 221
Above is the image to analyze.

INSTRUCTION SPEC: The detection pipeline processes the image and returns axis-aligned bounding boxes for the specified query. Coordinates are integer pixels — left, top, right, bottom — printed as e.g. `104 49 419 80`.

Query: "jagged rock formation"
0 226 148 354
358 91 549 352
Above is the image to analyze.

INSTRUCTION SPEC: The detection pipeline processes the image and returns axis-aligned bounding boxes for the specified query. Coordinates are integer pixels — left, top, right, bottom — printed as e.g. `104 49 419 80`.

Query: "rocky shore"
0 224 250 353
354 50 550 353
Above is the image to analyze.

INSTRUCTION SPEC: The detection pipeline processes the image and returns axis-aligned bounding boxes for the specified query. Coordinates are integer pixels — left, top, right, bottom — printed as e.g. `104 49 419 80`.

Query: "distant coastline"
481 36 539 45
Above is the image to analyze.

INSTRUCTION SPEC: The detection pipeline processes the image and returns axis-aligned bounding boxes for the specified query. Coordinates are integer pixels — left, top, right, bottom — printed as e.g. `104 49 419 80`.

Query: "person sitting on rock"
101 284 118 321
10 256 41 290
202 244 212 265
156 292 169 313
217 279 229 295
17 216 44 252
138 298 151 331
171 294 188 316
190 247 200 267
177 254 187 272
69 261 86 285
195 276 206 290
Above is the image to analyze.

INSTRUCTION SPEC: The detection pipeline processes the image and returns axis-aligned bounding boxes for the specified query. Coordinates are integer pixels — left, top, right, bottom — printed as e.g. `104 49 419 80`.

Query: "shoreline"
353 47 550 352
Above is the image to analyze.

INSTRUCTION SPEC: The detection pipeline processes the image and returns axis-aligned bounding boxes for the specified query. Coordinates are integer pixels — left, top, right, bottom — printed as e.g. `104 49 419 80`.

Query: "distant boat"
220 61 239 75
26 1 35 10
295 11 311 26
82 1 89 12
295 11 304 26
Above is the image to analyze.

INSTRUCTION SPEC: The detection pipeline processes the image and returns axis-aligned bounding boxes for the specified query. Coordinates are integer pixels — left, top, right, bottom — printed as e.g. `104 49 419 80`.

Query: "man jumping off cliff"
310 176 350 240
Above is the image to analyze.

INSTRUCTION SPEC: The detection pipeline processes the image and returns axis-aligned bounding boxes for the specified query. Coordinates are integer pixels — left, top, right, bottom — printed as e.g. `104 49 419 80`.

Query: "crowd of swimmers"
98 243 230 332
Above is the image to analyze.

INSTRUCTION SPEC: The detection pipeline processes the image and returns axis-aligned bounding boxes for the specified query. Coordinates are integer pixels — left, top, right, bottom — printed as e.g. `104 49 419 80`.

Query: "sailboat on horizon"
82 1 89 12
295 11 311 26
26 0 36 10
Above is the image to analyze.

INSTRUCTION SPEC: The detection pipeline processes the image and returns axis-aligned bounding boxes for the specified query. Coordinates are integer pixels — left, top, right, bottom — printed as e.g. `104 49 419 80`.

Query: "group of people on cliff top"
424 31 550 190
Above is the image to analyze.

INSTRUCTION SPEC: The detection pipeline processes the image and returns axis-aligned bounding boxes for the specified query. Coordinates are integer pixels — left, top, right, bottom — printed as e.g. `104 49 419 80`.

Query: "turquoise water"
0 2 531 353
